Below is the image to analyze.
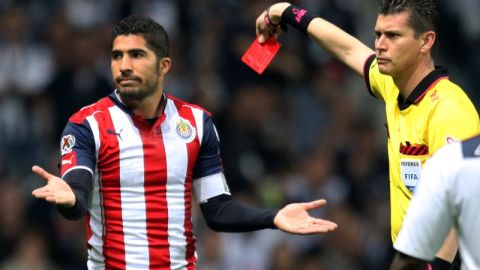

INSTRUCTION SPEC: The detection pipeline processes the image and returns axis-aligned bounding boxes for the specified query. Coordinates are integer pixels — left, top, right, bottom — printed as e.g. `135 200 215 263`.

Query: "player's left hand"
274 199 337 234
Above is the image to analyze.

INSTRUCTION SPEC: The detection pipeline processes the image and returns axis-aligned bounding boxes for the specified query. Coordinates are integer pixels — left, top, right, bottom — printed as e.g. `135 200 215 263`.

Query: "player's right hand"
31 165 76 207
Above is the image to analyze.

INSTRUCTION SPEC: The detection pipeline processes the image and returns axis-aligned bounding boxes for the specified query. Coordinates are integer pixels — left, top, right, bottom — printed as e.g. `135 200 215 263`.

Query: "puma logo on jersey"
62 159 72 165
107 128 124 141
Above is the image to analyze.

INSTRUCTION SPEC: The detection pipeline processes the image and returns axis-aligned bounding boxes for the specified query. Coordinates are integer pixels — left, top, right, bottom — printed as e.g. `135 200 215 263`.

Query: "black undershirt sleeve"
57 169 93 220
199 194 279 232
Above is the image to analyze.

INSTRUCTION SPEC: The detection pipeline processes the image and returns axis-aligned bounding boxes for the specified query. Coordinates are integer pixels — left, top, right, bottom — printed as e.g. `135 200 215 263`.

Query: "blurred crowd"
0 0 478 269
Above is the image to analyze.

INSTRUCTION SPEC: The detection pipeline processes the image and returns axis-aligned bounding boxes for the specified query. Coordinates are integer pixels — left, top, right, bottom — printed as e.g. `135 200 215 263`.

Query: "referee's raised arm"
255 2 374 76
254 1 480 269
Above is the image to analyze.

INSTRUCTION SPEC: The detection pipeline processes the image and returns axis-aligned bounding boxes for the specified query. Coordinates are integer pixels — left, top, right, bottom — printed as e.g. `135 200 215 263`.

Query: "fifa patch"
61 134 76 155
176 118 196 143
400 158 421 193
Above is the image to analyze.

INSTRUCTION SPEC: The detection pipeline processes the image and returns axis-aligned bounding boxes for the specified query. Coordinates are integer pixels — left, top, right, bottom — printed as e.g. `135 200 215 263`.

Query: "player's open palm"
274 199 337 235
31 165 76 207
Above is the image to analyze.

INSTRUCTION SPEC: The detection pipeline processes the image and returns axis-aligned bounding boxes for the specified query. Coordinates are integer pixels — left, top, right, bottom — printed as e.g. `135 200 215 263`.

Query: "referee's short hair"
112 15 170 59
379 0 439 37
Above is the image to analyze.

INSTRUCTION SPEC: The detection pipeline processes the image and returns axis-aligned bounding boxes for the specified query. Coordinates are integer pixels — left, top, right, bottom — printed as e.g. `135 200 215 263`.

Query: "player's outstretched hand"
256 2 291 43
274 199 337 234
31 165 76 207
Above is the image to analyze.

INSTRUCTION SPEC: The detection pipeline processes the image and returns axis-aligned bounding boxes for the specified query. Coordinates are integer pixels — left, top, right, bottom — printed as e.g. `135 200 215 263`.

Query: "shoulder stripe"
86 115 101 161
70 97 115 124
167 94 211 116
192 109 204 145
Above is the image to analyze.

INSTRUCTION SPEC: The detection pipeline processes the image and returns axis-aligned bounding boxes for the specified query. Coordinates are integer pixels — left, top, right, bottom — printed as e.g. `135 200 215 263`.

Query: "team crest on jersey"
61 135 76 155
176 118 196 143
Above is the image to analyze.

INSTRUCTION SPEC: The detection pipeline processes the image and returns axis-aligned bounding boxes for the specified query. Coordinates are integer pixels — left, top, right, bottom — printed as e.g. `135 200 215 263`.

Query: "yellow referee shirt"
363 55 480 242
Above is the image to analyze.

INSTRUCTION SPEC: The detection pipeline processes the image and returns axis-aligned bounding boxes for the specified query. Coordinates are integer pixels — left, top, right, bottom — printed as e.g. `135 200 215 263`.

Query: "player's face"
111 35 169 102
374 11 425 77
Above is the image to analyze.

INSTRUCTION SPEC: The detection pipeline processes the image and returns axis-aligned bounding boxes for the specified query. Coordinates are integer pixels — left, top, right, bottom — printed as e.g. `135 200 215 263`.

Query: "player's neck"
131 90 165 119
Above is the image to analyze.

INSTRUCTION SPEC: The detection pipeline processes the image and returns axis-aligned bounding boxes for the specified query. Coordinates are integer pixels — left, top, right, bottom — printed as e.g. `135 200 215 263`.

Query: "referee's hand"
274 199 337 234
31 165 76 208
256 2 291 43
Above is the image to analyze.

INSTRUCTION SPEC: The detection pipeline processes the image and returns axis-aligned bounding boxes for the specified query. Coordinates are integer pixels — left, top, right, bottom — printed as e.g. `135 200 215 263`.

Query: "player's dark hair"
112 14 170 59
379 0 439 37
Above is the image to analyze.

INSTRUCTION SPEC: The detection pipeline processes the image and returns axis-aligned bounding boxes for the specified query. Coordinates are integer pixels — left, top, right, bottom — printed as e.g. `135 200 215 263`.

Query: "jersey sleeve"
394 145 457 260
363 55 389 101
428 97 480 154
193 114 230 203
193 114 223 178
60 120 96 178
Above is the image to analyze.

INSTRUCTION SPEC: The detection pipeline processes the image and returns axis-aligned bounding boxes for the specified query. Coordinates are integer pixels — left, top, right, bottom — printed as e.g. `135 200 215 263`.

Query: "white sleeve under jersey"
394 142 460 260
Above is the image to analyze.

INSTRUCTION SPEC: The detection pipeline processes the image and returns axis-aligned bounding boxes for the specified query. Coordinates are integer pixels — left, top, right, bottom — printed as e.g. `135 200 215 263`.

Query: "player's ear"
420 30 435 53
158 57 171 75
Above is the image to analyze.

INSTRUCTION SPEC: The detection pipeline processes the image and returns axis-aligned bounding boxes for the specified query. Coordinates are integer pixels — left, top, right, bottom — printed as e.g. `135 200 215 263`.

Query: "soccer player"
31 15 337 270
255 0 480 268
390 134 480 270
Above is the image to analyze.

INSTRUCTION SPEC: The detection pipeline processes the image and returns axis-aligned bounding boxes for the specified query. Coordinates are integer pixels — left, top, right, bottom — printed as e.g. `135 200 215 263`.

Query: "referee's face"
374 10 428 77
111 34 170 102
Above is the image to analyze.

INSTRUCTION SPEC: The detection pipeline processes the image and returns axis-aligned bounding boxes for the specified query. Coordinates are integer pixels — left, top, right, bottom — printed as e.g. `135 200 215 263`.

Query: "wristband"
264 7 280 28
281 5 316 35
429 257 452 270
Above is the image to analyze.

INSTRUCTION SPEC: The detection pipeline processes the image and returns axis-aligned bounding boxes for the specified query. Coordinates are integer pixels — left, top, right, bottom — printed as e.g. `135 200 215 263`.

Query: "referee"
255 0 480 269
391 135 480 269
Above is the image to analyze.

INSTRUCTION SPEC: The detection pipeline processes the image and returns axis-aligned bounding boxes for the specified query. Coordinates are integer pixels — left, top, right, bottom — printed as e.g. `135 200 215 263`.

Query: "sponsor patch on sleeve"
61 134 76 156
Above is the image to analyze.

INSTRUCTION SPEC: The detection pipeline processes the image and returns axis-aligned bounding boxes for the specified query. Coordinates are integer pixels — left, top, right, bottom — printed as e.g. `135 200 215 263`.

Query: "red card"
241 37 281 74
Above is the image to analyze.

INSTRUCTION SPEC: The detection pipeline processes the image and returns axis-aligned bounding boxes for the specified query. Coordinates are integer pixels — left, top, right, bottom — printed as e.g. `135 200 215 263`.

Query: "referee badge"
176 118 196 143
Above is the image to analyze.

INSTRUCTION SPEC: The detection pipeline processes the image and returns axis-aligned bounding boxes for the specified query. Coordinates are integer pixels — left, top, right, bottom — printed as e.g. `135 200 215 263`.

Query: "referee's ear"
420 30 436 54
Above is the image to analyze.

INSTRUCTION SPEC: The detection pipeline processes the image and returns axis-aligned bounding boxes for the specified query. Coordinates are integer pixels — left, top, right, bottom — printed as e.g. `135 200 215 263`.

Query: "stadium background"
0 0 478 269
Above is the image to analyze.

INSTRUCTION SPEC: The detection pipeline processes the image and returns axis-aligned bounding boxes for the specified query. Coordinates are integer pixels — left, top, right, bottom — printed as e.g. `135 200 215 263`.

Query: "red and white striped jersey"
59 91 229 270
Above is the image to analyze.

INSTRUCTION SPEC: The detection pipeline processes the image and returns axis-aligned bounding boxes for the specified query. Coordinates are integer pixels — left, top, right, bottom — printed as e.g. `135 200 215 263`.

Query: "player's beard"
116 76 159 102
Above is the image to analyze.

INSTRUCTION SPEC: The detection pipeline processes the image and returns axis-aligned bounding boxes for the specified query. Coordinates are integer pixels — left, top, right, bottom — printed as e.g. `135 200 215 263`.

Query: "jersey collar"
397 67 448 110
109 90 131 113
109 90 168 117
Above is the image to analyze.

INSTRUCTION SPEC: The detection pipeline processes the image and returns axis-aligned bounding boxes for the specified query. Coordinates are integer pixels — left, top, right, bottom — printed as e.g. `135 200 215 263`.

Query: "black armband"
429 257 453 270
281 5 317 35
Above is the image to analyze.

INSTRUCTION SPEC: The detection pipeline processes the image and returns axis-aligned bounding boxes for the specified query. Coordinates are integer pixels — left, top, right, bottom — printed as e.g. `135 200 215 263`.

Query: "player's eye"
111 52 122 60
130 51 145 58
